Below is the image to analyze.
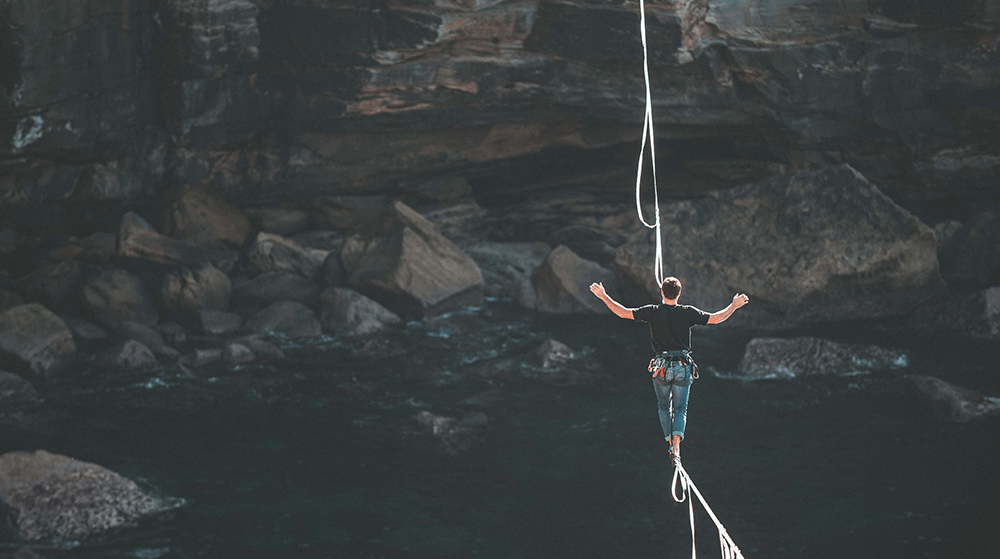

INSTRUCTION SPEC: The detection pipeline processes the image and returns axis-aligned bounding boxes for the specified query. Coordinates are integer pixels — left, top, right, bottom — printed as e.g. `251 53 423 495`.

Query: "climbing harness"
648 349 700 385
671 456 746 559
633 3 745 558
648 349 700 383
634 0 665 287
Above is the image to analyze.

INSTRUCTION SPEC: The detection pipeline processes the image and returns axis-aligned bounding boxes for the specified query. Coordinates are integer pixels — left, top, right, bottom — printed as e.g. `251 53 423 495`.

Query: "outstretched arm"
589 282 635 319
708 293 750 324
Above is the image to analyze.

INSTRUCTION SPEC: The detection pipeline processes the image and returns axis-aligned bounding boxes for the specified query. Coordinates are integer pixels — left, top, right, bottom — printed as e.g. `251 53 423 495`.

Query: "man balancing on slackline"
590 278 749 460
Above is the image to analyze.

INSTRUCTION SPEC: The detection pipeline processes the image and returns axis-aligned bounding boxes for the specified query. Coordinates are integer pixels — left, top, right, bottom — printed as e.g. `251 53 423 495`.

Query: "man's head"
661 277 681 302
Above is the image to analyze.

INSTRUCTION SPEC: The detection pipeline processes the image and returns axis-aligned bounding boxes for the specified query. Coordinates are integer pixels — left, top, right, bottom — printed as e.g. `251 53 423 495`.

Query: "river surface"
2 300 998 559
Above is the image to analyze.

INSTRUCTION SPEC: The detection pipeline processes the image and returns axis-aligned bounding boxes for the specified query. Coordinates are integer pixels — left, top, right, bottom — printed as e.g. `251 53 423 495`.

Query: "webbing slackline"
671 456 746 559
634 1 746 558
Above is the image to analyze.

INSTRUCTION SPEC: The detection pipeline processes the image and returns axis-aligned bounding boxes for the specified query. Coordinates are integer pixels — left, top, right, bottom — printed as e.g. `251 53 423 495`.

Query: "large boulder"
230 272 322 315
160 263 232 323
908 287 1000 341
319 287 401 336
59 313 110 345
118 212 236 270
0 450 167 545
415 411 488 456
0 304 76 379
531 339 576 369
523 245 617 313
341 201 484 317
740 337 908 379
110 321 179 361
100 340 158 372
11 260 82 311
81 269 159 328
911 376 1000 422
464 241 551 300
160 188 251 248
196 310 243 336
617 165 942 329
243 301 322 338
246 232 331 280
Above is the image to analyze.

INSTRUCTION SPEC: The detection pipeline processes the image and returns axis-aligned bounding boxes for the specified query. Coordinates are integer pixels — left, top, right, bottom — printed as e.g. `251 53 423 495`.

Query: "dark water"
3 300 999 559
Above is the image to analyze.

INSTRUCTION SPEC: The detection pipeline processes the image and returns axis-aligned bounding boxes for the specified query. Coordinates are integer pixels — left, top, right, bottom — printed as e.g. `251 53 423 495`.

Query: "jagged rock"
101 340 158 372
246 232 330 280
0 371 40 407
416 198 490 248
341 201 484 317
740 337 908 379
464 242 552 299
243 301 322 338
532 339 575 369
82 269 159 328
319 287 401 336
230 272 322 315
160 263 232 323
0 450 165 544
0 304 76 379
415 411 488 455
11 260 82 310
111 321 180 361
118 212 234 269
550 225 627 269
935 210 1000 291
524 245 617 314
196 310 243 336
222 343 255 366
911 376 1000 422
231 335 285 360
617 166 942 329
245 207 311 236
160 188 251 248
59 314 110 344
909 287 1000 341
311 196 388 231
0 290 26 313
190 349 223 368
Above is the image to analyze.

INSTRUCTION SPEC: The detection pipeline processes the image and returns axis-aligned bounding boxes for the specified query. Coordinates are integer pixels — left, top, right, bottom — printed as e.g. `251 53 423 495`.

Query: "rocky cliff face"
1 0 998 226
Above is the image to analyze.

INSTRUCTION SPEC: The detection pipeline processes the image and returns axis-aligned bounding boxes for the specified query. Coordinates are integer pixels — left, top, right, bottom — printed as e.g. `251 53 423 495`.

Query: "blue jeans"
652 361 693 440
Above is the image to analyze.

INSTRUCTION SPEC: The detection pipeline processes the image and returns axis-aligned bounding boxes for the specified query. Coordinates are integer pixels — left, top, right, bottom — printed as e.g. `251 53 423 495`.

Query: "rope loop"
671 459 746 559
635 0 664 286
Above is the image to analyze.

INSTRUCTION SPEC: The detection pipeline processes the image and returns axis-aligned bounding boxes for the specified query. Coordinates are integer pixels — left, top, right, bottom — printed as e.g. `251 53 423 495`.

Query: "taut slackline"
634 1 746 558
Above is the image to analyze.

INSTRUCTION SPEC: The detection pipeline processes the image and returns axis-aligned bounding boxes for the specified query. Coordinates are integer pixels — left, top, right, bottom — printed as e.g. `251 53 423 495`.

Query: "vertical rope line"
635 0 664 286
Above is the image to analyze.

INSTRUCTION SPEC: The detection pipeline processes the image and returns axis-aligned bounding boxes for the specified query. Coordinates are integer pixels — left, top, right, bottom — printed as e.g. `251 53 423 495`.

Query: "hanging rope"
635 0 664 286
671 456 746 559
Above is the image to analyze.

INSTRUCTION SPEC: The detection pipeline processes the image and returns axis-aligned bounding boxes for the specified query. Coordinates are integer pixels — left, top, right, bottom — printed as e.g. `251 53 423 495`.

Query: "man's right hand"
589 282 607 299
732 293 749 308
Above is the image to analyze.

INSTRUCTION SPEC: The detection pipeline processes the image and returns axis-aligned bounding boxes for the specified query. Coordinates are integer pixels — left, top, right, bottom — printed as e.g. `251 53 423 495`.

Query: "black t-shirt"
633 304 711 352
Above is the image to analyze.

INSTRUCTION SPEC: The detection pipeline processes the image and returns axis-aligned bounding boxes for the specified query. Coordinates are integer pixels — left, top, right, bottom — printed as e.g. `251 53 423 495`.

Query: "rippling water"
3 300 998 559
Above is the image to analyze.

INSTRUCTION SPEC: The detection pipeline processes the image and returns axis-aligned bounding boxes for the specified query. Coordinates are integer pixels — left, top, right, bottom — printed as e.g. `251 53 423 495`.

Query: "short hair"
661 277 681 300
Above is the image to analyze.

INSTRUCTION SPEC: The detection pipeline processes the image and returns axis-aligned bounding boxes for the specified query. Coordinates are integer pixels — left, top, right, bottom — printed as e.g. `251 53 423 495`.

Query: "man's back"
633 304 710 352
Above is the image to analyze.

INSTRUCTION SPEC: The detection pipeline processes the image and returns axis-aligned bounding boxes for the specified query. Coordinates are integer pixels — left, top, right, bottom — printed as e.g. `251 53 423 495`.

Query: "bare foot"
670 435 682 459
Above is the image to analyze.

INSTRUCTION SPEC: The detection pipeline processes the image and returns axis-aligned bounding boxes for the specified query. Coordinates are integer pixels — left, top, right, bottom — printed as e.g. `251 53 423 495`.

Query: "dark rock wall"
1 0 998 227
